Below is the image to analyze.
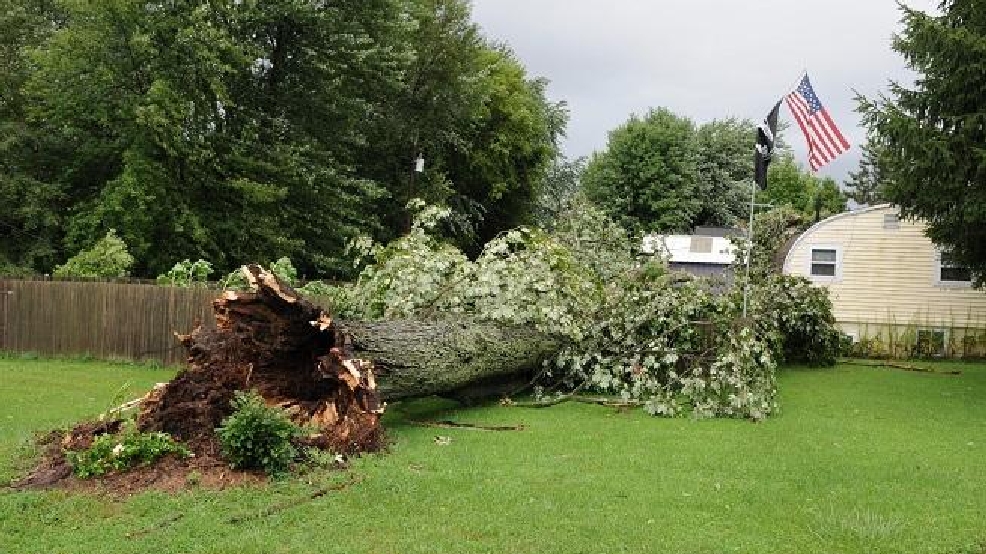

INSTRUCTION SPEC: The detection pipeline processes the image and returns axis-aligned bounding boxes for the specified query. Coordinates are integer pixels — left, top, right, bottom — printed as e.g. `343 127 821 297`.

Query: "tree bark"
137 265 560 455
340 319 560 401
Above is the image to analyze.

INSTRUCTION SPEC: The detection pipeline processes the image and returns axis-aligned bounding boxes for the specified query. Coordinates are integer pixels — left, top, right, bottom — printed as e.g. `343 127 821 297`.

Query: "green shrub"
216 391 299 476
156 259 214 287
53 229 134 279
68 423 190 478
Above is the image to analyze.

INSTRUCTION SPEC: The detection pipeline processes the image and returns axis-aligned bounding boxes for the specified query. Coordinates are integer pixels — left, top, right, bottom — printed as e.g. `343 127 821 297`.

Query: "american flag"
784 75 850 171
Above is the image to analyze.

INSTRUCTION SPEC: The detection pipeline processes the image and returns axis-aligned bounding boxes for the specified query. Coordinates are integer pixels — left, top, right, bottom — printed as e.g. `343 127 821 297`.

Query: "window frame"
934 250 973 287
807 244 842 282
882 213 900 230
915 328 948 357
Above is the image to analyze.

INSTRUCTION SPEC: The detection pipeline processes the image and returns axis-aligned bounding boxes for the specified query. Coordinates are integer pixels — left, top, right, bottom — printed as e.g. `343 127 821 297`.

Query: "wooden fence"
0 279 220 366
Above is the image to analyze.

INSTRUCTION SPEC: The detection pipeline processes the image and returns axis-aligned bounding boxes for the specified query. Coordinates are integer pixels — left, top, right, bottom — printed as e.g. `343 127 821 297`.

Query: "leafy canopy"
53 229 134 279
763 154 846 221
0 0 563 279
582 108 701 234
337 200 844 420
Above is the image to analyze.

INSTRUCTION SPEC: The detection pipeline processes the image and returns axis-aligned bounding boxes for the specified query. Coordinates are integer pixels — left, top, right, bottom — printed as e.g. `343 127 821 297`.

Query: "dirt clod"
13 265 384 493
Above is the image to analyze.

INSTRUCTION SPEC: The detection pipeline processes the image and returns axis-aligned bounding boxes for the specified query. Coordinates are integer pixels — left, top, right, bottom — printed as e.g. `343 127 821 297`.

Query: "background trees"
859 0 986 282
763 155 846 221
582 108 842 235
693 118 759 227
0 0 561 278
843 135 888 206
581 108 701 234
0 0 67 274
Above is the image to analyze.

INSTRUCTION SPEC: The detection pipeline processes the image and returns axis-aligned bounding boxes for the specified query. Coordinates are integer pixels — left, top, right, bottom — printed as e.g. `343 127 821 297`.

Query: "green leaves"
1 0 561 278
763 155 846 220
53 229 134 279
583 110 771 234
749 274 845 366
583 108 701 234
343 199 791 420
67 423 191 479
216 391 300 477
156 259 214 287
858 0 986 284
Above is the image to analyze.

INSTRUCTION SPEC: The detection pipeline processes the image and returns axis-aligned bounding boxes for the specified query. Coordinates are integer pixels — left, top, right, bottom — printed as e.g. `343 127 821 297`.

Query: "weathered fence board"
0 280 219 366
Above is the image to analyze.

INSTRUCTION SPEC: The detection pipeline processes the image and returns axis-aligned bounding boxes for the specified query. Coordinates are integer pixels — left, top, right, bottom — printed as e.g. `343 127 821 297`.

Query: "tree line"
0 0 564 278
9 0 942 282
580 108 846 236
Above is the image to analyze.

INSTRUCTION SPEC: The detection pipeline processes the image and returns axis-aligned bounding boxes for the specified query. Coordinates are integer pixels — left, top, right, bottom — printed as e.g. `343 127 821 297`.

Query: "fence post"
0 284 9 351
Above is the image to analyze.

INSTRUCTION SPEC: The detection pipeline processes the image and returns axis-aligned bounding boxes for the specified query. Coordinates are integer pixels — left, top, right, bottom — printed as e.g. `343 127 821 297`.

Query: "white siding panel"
783 205 986 328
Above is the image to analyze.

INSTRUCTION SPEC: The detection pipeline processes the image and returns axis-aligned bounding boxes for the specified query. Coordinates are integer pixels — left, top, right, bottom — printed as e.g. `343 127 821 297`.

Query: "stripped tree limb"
839 358 962 376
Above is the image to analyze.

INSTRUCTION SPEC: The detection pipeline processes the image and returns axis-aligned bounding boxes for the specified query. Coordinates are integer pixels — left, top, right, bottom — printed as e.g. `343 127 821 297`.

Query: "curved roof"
781 204 895 272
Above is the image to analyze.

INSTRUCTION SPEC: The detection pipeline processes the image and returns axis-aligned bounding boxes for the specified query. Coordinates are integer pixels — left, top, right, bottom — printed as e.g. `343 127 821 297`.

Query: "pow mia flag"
754 100 781 188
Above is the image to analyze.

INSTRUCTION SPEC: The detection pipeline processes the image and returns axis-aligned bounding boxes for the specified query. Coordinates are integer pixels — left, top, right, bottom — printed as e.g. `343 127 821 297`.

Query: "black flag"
755 100 781 188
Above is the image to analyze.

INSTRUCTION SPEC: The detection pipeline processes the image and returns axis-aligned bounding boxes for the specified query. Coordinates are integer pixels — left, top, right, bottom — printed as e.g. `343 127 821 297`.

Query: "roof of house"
693 226 742 238
781 203 893 271
641 234 737 265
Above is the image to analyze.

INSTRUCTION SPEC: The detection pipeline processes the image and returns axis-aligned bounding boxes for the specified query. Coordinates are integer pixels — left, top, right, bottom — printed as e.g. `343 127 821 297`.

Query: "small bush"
54 229 134 279
68 423 190 478
216 391 299 476
156 259 214 287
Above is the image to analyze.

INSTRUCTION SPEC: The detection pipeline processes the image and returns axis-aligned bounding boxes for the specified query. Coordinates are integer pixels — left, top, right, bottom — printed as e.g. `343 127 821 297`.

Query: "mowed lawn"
1 357 985 554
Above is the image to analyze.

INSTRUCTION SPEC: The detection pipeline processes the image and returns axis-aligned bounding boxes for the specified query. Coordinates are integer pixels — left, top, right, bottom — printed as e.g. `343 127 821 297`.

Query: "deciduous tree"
582 108 700 234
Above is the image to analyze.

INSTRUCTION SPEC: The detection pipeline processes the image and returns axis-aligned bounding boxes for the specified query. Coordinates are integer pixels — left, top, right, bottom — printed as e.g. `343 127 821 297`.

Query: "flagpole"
742 178 756 318
743 69 807 319
789 68 808 93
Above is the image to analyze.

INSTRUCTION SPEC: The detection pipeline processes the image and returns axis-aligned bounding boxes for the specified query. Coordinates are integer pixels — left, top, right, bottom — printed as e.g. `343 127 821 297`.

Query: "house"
782 204 986 357
641 231 738 279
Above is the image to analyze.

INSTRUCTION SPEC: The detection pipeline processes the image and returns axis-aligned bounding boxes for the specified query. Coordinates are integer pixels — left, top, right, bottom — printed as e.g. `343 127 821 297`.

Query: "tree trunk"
137 265 559 455
340 319 560 401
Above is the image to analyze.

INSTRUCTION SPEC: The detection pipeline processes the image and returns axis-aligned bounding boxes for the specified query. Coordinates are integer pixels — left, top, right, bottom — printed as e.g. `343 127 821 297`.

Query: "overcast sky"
471 0 940 182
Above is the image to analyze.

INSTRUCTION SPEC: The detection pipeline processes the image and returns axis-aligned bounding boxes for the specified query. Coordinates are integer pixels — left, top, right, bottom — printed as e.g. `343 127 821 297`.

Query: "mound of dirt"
13 265 384 492
12 428 265 495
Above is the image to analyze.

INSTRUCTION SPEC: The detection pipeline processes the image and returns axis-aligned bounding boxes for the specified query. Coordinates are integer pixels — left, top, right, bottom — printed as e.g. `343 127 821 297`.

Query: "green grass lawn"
1 356 985 554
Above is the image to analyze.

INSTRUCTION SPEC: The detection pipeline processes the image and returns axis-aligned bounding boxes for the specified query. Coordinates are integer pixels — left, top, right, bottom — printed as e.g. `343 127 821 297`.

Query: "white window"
809 247 840 278
915 329 947 357
689 236 712 254
883 213 899 230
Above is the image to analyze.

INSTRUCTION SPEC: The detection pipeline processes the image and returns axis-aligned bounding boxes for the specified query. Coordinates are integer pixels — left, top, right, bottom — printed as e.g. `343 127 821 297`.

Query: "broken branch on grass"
125 513 185 539
503 395 647 409
410 420 525 431
224 474 364 525
840 359 962 376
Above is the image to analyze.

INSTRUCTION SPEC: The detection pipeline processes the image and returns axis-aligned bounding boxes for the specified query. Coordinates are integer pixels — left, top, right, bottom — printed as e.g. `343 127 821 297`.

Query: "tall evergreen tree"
844 135 887 206
858 0 986 283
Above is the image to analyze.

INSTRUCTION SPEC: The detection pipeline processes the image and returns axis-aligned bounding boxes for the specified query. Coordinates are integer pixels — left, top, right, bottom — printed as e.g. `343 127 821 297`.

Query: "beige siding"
783 205 986 330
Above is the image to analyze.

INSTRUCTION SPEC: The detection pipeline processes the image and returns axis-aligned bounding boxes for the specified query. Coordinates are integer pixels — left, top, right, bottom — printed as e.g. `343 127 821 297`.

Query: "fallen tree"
136 265 559 455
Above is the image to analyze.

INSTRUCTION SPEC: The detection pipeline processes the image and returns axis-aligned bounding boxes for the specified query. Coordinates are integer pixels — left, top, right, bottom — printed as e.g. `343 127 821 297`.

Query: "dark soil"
12 267 385 494
11 427 265 495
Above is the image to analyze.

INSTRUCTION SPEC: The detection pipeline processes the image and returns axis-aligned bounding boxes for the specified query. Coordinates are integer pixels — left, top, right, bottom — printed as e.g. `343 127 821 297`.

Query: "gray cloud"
472 0 939 182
